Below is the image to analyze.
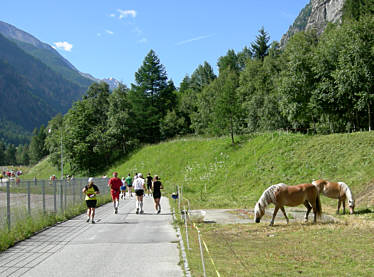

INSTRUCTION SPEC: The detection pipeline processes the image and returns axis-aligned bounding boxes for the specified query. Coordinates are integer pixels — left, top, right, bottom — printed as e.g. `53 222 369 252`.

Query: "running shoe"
136 208 139 214
91 220 95 224
115 208 118 214
157 209 161 214
140 210 144 214
86 217 90 222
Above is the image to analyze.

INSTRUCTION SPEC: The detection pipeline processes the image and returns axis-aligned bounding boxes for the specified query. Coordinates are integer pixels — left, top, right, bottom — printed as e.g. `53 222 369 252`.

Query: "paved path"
0 195 183 277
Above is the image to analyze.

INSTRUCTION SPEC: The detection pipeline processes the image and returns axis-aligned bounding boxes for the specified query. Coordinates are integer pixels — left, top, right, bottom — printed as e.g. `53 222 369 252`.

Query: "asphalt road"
0 194 183 277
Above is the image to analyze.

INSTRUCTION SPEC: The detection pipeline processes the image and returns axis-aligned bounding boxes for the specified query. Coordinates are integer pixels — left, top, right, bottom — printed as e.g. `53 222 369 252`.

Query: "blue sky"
1 0 309 87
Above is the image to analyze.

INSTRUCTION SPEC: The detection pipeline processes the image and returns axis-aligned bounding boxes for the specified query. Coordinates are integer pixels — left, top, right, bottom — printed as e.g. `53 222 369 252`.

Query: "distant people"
120 177 127 199
152 175 163 214
146 173 153 197
125 173 133 198
133 173 145 214
108 172 122 214
82 177 100 223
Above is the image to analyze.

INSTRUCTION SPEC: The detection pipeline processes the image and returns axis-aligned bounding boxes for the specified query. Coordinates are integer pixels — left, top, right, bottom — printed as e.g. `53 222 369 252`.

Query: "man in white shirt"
133 173 145 214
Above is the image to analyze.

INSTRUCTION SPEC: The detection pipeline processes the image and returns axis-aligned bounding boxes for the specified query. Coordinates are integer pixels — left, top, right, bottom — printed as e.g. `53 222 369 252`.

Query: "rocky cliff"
280 0 346 46
306 0 345 34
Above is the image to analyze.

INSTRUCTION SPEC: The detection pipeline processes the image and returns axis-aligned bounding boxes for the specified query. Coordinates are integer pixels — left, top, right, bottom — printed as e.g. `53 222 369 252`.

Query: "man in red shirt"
108 172 122 214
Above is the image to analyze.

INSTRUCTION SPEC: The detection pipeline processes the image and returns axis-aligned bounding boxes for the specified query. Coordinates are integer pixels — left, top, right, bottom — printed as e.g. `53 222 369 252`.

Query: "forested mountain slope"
0 33 85 144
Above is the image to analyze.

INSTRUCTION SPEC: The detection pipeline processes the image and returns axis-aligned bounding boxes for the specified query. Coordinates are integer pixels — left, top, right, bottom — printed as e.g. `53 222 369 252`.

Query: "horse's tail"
315 192 322 218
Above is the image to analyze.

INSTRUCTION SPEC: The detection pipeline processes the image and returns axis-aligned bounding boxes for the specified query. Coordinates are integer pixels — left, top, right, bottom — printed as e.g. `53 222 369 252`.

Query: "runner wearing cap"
82 177 100 223
108 172 122 214
133 173 145 214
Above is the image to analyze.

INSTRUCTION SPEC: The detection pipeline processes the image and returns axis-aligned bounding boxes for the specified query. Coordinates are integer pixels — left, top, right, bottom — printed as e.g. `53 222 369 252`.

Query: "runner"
125 173 133 198
120 177 127 199
82 177 100 223
146 173 153 197
152 175 163 214
108 172 122 214
133 173 145 214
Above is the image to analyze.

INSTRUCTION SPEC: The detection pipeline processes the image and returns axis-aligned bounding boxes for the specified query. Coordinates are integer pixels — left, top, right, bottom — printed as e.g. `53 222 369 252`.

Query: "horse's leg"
337 199 341 214
270 206 280 226
280 206 289 224
304 201 312 222
342 199 346 214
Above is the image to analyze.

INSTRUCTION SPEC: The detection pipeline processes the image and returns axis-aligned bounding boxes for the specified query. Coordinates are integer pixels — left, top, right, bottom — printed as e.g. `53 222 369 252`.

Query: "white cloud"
118 9 136 19
138 38 147 44
176 34 214 46
109 13 116 17
53 41 73 52
105 30 114 35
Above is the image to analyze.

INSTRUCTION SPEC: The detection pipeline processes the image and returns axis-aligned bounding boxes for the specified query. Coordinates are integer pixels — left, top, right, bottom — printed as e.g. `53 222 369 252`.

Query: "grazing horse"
254 183 322 226
312 179 355 214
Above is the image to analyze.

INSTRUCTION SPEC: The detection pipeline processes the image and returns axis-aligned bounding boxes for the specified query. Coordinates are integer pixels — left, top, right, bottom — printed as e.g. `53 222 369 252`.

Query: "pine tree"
251 27 270 61
130 50 173 143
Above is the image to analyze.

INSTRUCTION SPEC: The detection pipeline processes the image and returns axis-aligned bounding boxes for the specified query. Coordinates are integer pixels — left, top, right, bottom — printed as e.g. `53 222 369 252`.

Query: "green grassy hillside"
24 132 374 210
105 132 374 210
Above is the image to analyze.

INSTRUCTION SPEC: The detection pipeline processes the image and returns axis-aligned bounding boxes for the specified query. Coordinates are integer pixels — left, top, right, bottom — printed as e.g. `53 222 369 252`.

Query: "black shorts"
147 183 152 190
127 184 133 187
153 192 161 199
135 189 144 196
86 200 97 208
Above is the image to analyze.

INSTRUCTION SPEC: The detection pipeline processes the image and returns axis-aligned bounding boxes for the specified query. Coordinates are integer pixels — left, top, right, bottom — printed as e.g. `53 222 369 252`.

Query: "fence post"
27 181 31 215
54 180 57 213
42 180 46 214
72 179 76 204
197 230 206 277
60 180 63 213
64 180 67 210
178 185 181 212
184 205 190 250
6 179 11 231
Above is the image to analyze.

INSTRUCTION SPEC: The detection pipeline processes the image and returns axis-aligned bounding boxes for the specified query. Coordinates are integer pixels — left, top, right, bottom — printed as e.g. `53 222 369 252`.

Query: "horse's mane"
338 182 354 204
258 183 287 209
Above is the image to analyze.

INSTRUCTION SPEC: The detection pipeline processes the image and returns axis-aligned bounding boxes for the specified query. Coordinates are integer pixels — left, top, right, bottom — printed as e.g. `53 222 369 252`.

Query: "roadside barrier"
0 177 109 231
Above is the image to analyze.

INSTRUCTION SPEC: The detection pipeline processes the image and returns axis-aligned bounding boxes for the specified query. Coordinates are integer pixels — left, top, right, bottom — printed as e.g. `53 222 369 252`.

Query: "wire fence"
0 177 110 232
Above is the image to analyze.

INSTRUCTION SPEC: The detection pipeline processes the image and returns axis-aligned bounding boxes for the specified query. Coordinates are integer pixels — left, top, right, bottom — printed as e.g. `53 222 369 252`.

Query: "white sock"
136 200 139 209
116 201 119 208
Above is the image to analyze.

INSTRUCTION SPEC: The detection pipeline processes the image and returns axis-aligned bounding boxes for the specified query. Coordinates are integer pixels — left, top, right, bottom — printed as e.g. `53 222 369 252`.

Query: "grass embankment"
106 132 374 210
22 157 59 180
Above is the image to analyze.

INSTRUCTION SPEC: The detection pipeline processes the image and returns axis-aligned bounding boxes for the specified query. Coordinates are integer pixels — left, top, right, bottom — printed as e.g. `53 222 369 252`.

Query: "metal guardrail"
0 177 110 231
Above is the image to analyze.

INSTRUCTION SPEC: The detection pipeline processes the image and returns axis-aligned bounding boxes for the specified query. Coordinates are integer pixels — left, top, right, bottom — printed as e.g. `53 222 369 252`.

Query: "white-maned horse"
254 183 322 226
312 179 355 214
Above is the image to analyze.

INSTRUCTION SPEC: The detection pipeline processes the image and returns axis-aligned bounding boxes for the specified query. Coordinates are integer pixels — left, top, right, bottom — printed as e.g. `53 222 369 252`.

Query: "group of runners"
82 172 164 223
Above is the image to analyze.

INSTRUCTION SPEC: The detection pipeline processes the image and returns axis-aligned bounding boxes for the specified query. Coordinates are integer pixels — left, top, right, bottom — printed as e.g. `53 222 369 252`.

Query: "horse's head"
348 199 355 214
254 202 264 223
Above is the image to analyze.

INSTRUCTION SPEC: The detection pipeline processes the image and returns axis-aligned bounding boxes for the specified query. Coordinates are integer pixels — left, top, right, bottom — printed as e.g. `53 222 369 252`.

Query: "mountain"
102 77 121 91
280 0 345 47
0 21 93 90
0 22 95 145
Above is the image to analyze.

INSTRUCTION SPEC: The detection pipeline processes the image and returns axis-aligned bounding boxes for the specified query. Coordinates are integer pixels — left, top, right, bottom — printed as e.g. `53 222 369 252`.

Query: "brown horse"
254 183 322 226
312 179 355 214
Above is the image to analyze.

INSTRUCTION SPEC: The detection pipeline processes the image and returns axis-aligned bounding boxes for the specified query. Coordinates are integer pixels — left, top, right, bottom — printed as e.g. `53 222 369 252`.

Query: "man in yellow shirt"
82 177 100 223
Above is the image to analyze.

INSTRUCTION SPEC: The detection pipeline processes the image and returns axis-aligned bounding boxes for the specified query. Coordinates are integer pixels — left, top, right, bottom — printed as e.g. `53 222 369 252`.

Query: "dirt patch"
191 208 338 225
